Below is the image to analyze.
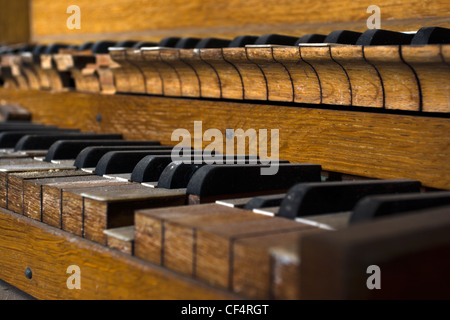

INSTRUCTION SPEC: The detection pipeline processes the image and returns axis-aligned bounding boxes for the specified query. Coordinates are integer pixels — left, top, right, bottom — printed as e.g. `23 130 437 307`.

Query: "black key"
130 155 175 183
195 38 232 48
78 42 94 51
350 191 450 224
254 34 300 46
243 193 286 210
133 41 158 49
94 150 175 176
156 161 206 188
74 145 173 169
44 139 161 162
411 27 450 45
228 35 259 48
186 163 322 201
0 130 80 149
295 34 327 44
17 44 35 53
356 29 414 45
156 155 263 188
114 40 138 48
175 37 202 49
158 37 182 48
14 133 123 151
43 43 68 54
277 179 422 219
324 30 363 44
91 41 116 54
32 45 48 55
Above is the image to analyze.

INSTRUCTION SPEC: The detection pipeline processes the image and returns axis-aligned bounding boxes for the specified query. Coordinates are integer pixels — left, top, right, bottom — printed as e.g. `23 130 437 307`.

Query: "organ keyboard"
0 0 449 301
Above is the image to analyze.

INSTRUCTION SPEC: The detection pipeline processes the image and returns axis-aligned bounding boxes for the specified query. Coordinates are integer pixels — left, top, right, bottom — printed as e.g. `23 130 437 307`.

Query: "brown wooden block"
269 245 301 300
104 225 135 255
232 228 323 299
142 49 180 96
200 48 243 100
134 50 163 95
158 49 183 97
161 205 269 277
363 45 420 111
246 47 294 102
300 205 450 299
401 45 450 113
5 169 86 214
300 45 351 106
83 185 187 244
41 176 129 228
111 49 147 94
272 47 321 104
134 205 213 265
222 48 267 100
195 216 312 290
21 170 92 220
164 50 200 98
179 49 221 99
331 45 383 108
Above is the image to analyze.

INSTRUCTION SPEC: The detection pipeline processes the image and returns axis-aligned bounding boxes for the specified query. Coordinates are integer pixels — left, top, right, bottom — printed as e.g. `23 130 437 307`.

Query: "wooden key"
104 226 135 255
134 204 268 276
78 184 187 244
232 227 324 299
0 163 79 209
22 171 93 219
41 176 130 228
195 215 315 292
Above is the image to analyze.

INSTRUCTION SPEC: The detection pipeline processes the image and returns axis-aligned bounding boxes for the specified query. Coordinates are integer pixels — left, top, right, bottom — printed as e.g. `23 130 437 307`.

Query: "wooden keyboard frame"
0 207 238 299
0 88 448 190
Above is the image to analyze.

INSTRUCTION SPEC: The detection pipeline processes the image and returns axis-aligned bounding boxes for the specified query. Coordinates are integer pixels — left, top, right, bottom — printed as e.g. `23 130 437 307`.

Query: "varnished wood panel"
0 208 238 299
0 0 30 44
0 89 448 190
30 0 450 44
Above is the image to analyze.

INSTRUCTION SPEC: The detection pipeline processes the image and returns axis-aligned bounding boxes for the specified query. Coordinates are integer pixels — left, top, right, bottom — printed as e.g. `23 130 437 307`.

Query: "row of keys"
1 117 449 299
2 27 449 55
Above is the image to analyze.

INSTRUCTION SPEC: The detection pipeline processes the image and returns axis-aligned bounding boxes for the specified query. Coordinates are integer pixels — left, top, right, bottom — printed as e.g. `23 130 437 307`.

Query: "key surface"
277 179 422 219
14 133 123 151
45 139 161 161
74 145 173 169
94 151 174 176
349 191 450 224
186 163 321 204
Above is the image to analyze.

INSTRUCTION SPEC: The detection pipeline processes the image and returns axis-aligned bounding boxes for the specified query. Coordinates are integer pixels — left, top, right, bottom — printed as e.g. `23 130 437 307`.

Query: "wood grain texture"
195 216 313 292
0 208 238 299
83 186 187 244
30 0 450 44
0 89 448 189
32 44 449 112
22 171 93 220
0 0 30 44
104 226 135 255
